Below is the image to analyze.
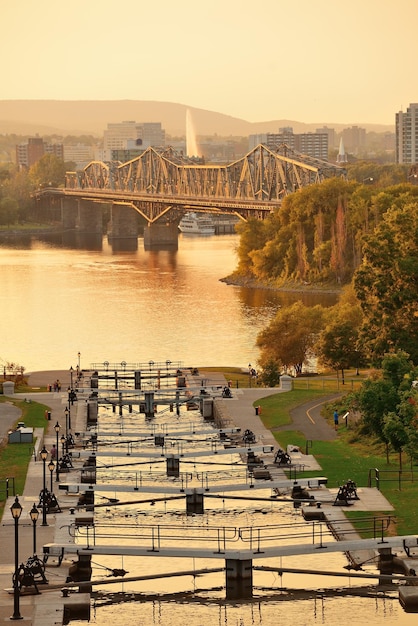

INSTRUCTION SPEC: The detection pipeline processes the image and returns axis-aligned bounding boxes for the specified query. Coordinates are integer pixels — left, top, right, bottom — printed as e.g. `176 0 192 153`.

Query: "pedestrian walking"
50 444 57 460
333 409 339 430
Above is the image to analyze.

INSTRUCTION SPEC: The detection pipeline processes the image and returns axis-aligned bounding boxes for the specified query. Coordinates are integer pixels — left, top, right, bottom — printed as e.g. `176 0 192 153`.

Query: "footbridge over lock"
35 144 346 248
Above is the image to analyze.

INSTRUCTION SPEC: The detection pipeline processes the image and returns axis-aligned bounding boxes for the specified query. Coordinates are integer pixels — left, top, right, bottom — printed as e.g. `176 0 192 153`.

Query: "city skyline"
1 1 416 126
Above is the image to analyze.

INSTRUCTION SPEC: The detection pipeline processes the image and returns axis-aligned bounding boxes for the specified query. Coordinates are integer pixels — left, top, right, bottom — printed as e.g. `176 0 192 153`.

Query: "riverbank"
221 273 343 294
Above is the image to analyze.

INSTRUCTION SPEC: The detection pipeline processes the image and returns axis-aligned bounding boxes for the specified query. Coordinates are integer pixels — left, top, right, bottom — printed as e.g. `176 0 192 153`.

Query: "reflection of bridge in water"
37 144 346 248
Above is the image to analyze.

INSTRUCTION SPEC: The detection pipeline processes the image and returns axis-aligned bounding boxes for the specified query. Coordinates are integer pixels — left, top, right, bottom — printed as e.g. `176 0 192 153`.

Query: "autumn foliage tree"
257 301 325 375
354 201 418 364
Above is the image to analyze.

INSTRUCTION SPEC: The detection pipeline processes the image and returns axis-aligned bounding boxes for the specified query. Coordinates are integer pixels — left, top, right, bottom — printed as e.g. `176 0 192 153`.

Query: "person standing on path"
333 409 339 430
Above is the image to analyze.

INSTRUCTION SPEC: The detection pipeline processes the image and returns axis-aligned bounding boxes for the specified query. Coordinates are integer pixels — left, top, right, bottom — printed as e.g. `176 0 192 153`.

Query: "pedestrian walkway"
0 371 89 624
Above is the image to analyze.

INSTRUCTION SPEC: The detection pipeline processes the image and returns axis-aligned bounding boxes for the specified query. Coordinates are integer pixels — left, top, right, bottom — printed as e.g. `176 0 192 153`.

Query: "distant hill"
0 100 394 137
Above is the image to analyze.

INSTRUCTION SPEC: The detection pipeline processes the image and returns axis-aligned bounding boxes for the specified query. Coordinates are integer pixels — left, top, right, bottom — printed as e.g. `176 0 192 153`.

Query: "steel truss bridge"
60 144 346 223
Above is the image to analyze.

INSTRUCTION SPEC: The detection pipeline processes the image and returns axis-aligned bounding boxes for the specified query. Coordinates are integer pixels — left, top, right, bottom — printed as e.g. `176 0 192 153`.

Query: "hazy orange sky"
1 0 416 126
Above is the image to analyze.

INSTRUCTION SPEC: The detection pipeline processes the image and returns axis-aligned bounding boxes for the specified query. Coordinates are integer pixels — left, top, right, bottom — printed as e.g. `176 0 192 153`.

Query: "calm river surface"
2 231 414 625
0 231 335 373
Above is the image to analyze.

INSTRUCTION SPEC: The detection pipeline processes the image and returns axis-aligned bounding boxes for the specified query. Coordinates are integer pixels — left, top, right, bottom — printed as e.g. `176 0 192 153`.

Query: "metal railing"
72 522 239 553
368 467 414 491
0 477 16 500
70 515 394 554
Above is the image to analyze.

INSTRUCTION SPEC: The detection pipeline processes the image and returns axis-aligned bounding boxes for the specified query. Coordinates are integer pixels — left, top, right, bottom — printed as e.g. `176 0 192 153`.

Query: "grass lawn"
0 396 49 517
254 388 418 537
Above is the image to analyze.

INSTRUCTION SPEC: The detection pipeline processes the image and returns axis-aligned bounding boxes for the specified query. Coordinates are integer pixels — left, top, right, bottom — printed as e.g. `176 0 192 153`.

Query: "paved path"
285 394 343 441
0 371 88 624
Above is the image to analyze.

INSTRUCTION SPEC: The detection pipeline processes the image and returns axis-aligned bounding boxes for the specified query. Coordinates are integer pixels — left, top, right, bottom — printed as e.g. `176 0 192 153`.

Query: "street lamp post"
78 351 81 370
54 421 60 482
60 434 66 457
29 503 39 555
70 366 74 390
48 460 55 493
65 404 71 432
10 495 23 620
40 446 48 526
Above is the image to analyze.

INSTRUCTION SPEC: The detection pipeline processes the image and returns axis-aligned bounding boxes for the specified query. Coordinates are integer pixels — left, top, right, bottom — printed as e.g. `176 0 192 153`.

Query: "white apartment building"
396 103 418 164
103 121 166 160
63 144 95 167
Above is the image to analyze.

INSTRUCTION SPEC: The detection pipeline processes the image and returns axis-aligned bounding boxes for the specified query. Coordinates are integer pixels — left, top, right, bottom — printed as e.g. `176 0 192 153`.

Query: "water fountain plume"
186 109 199 158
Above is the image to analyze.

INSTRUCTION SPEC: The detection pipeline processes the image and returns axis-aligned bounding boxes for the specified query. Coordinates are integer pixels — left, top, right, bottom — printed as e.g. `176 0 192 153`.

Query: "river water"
0 232 335 373
1 232 415 624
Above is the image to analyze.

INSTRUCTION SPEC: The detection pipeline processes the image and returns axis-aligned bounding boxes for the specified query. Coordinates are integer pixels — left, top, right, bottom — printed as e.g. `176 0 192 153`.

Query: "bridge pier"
225 558 253 599
77 200 103 234
108 204 139 238
61 197 78 229
144 222 178 250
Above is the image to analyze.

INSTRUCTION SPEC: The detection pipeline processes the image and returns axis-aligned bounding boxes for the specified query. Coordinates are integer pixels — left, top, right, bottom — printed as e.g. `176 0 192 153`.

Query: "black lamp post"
65 405 71 432
29 503 39 555
48 460 55 493
40 446 48 526
60 434 66 457
54 421 60 482
10 495 23 620
70 365 74 390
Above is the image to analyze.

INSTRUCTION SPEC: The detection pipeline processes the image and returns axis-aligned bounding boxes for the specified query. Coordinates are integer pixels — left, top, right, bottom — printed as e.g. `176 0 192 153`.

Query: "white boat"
178 212 216 235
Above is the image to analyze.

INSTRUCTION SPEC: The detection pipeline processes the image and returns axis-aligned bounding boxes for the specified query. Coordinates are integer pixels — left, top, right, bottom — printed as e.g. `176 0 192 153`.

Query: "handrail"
73 522 239 553
368 467 414 491
71 516 393 553
0 477 15 499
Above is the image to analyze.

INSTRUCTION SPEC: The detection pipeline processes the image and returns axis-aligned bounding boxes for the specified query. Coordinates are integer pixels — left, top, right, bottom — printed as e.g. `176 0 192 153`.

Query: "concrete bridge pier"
108 204 139 238
226 559 253 599
144 222 178 250
77 200 103 234
61 197 79 229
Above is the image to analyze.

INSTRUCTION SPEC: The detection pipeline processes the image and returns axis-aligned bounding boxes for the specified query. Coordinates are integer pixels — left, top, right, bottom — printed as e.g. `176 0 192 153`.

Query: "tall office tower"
396 103 418 164
341 126 366 154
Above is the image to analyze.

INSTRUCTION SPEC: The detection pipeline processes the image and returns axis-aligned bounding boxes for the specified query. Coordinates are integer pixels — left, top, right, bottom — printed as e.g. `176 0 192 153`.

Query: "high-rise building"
316 126 337 150
103 121 165 160
249 128 328 160
15 137 64 168
341 126 366 154
396 103 418 164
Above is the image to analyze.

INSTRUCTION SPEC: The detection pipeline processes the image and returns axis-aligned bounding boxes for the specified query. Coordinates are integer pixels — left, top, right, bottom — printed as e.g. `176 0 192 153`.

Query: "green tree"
0 197 19 226
354 201 418 364
257 300 325 375
316 284 365 382
28 154 67 189
257 360 281 387
350 351 418 462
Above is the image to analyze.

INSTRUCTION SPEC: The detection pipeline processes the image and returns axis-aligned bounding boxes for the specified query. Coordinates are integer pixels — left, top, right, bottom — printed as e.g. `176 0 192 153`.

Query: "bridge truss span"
64 144 346 222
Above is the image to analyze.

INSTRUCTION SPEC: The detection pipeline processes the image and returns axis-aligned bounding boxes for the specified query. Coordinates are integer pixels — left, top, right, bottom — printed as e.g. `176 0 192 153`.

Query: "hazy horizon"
1 1 416 126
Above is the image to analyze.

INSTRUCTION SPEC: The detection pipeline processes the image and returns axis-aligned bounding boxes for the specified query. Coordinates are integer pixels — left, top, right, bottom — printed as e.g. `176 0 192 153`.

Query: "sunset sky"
1 0 416 125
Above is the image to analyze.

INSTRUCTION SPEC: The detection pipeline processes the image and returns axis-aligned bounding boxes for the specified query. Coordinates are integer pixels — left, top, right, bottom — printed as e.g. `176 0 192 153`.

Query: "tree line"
0 154 73 226
238 164 418 465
